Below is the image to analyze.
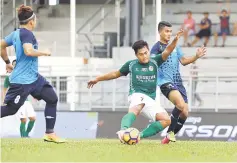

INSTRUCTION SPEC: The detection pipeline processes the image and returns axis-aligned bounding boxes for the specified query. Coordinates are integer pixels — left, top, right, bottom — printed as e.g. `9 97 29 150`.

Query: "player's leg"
1 84 29 118
24 101 36 137
140 103 170 139
20 118 27 137
160 83 186 142
117 93 145 142
18 104 27 137
173 84 189 135
120 93 145 130
31 76 64 143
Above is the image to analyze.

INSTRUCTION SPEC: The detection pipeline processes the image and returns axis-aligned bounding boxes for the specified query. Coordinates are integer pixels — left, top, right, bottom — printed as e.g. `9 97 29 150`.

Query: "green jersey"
4 76 10 88
119 54 164 100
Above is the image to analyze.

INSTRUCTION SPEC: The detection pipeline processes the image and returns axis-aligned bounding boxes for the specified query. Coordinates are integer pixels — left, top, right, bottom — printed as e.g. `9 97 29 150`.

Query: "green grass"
1 138 237 162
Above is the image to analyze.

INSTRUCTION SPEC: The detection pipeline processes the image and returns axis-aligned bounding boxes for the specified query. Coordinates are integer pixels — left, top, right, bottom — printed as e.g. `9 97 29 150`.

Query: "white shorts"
17 101 36 119
128 93 167 122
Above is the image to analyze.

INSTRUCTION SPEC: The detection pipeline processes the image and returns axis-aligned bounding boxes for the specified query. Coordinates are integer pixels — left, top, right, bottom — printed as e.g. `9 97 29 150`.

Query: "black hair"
222 9 227 13
132 40 149 54
187 10 192 14
12 59 16 65
17 5 35 25
158 21 172 32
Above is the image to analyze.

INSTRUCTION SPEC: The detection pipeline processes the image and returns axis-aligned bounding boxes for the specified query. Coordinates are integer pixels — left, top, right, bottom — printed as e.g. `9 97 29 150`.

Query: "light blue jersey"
4 28 38 84
151 41 184 86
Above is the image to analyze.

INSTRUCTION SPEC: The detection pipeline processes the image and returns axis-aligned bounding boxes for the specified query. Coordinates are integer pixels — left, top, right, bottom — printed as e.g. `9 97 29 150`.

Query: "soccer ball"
123 128 140 145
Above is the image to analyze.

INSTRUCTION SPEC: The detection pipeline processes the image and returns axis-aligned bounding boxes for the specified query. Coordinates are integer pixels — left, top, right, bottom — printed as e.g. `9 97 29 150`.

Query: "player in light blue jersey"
0 5 65 143
151 21 206 144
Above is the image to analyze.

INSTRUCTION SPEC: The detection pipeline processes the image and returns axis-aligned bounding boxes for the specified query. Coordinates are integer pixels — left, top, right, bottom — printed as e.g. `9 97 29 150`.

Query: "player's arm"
21 30 50 57
23 43 51 57
87 71 122 88
0 40 11 64
179 46 207 66
161 29 184 61
87 61 130 88
227 0 231 16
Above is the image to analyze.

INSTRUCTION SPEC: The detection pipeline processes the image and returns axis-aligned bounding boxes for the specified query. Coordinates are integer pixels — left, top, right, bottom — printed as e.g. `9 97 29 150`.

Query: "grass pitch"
1 138 237 162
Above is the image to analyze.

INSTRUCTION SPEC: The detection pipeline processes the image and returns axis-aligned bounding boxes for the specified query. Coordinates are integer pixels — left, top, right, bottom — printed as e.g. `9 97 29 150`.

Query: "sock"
20 122 26 137
167 107 182 133
26 120 35 137
45 103 57 134
140 121 164 139
1 105 18 118
174 117 186 134
120 112 136 130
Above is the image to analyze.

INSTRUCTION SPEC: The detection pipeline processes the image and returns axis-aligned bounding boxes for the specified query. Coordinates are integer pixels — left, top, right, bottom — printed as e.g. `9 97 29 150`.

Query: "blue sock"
45 103 57 134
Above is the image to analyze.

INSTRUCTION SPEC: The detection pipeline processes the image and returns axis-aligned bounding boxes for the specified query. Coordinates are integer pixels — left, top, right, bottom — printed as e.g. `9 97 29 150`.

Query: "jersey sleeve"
4 32 15 46
176 46 184 59
153 54 164 67
150 43 160 57
3 76 10 88
119 61 131 76
20 29 34 45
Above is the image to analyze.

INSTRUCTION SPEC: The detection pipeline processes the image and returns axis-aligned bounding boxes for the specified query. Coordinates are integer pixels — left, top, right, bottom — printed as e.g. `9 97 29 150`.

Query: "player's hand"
175 29 184 40
87 79 98 89
6 63 13 73
43 49 51 56
196 46 207 58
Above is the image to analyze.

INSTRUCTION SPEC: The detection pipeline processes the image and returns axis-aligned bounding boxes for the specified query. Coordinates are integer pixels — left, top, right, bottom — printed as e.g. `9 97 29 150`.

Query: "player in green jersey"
2 60 36 137
87 30 183 142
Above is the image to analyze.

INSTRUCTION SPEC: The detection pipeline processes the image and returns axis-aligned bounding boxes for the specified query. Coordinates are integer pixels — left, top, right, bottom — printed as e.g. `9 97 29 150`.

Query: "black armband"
5 59 10 64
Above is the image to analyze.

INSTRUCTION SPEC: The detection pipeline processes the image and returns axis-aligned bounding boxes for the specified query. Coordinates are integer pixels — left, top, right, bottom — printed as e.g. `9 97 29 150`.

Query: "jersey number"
14 95 21 104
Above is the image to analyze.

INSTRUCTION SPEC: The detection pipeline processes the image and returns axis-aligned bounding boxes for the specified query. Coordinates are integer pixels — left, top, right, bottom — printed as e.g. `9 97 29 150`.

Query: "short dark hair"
12 59 16 65
187 10 192 14
17 5 35 25
222 9 227 13
158 21 172 32
132 40 149 54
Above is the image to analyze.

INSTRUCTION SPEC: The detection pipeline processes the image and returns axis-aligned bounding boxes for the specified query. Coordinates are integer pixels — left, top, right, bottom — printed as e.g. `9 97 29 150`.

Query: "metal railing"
1 67 236 112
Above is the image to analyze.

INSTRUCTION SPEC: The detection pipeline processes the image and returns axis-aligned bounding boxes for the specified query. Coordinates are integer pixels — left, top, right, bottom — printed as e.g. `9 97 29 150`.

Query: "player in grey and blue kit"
0 5 64 143
151 21 206 144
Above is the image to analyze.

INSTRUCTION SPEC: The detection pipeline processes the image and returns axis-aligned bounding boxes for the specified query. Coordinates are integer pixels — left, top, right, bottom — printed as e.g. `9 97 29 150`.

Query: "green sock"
26 121 35 137
20 122 26 137
140 121 164 139
120 112 136 130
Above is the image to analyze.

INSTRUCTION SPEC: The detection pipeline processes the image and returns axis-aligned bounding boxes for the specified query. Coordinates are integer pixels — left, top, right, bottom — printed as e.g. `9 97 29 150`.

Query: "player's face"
30 17 37 29
222 11 227 17
204 13 209 18
187 12 192 18
160 26 172 42
136 46 150 64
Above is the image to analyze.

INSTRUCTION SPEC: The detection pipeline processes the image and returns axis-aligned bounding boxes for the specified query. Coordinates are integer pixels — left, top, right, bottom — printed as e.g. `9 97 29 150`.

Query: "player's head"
158 21 172 42
12 59 16 68
17 5 37 30
187 11 192 18
203 12 209 18
132 40 150 64
221 9 227 17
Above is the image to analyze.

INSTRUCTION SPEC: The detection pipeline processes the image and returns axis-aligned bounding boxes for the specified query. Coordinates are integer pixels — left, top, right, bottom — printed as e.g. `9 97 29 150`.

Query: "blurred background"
0 0 236 140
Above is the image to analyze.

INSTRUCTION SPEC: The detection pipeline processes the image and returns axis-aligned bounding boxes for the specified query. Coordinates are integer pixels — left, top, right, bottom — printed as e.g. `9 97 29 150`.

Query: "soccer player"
87 30 183 142
150 21 206 144
0 5 64 143
3 60 36 137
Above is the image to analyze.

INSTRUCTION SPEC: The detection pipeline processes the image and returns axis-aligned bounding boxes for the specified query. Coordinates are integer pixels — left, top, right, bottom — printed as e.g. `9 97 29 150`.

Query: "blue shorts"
160 82 188 103
4 74 51 109
219 28 230 35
